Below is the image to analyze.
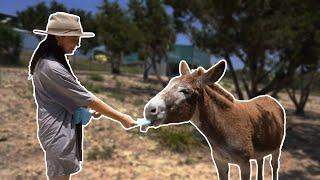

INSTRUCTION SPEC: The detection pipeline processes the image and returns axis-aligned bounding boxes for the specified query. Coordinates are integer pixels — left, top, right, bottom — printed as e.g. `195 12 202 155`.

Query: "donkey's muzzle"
144 101 166 121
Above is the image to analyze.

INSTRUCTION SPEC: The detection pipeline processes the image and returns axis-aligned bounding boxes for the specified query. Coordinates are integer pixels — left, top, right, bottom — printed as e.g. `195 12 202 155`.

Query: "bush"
89 73 104 81
121 65 143 74
150 126 200 153
107 89 126 101
83 81 104 93
106 79 126 101
179 156 196 165
133 98 145 106
0 24 22 65
87 145 115 161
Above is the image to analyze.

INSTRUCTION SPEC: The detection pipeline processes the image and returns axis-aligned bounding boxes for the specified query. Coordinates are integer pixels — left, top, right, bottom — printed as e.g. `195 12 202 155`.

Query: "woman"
28 12 136 180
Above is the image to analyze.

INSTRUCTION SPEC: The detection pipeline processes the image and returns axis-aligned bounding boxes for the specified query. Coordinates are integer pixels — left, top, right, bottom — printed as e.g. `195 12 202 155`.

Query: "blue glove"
73 107 92 126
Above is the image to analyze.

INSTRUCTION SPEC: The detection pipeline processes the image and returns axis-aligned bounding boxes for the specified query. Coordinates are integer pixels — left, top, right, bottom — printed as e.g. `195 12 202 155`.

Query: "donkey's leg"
215 160 229 180
239 161 251 180
271 149 281 180
257 159 264 180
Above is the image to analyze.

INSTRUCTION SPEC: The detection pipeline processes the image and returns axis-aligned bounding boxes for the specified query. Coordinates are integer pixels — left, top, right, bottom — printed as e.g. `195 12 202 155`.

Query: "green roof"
123 53 139 64
123 45 211 67
166 45 211 67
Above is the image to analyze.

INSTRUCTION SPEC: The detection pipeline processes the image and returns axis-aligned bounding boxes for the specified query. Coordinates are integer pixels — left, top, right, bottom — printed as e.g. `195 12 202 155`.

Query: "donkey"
143 60 286 180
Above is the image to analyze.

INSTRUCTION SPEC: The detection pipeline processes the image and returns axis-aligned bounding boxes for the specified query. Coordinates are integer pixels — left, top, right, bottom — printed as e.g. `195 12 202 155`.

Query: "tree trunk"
151 57 166 86
295 106 305 116
111 54 121 75
111 63 121 74
224 54 244 100
249 58 259 98
286 66 316 117
143 60 152 81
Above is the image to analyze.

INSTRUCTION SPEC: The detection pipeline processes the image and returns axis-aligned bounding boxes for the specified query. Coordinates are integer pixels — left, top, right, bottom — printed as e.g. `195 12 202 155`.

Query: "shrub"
83 81 104 93
133 98 145 106
89 73 104 81
150 126 200 153
107 79 126 101
87 145 115 161
0 24 22 65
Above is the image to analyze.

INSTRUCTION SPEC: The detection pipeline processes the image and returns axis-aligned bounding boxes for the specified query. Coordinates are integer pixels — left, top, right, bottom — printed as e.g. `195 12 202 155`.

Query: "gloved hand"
73 107 92 126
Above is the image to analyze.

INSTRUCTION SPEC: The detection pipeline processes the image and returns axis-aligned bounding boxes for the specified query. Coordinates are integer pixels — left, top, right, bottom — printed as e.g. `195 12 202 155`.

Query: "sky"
0 0 192 45
0 0 101 16
0 0 240 67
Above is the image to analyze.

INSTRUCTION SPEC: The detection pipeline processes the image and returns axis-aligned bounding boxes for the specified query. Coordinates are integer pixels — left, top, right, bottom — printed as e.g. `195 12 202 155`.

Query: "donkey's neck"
205 84 234 106
190 84 234 145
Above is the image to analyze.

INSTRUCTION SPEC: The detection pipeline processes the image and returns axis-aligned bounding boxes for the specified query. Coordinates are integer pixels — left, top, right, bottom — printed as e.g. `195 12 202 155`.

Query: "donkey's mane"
191 68 234 102
208 84 234 102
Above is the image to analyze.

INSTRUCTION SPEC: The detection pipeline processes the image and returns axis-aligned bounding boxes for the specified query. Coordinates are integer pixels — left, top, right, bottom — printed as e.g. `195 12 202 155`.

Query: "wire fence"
18 49 144 74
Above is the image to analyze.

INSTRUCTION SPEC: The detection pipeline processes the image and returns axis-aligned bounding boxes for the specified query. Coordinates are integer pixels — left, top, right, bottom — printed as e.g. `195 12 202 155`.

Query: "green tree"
49 0 68 12
128 0 176 84
97 0 142 74
0 24 22 65
165 0 319 100
286 65 319 116
17 1 99 56
17 2 48 41
69 9 99 54
276 0 320 115
17 1 67 41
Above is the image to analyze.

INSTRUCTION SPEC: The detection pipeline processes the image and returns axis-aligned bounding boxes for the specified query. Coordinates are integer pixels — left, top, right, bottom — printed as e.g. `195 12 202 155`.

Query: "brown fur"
144 60 286 180
192 67 285 179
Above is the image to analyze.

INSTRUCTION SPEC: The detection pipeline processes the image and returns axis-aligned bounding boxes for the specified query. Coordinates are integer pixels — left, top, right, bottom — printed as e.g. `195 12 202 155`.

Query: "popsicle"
136 118 151 126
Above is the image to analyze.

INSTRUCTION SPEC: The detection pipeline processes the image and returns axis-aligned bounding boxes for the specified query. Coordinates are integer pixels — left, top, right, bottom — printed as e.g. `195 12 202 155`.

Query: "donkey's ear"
179 60 191 75
201 59 227 85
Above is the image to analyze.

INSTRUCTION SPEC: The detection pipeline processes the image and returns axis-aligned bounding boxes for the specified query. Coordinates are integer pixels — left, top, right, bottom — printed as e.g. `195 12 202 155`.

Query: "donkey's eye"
179 89 191 95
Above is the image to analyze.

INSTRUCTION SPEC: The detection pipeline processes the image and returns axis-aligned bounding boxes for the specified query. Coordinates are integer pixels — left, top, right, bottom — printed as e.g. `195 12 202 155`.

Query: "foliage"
87 145 115 160
121 65 144 74
96 1 143 74
16 1 67 40
17 1 98 52
128 0 176 83
89 73 104 81
132 97 145 106
165 0 320 100
128 0 176 60
95 54 108 63
0 24 22 65
107 79 126 101
69 8 99 54
83 81 104 93
150 126 200 153
286 64 319 116
273 0 320 115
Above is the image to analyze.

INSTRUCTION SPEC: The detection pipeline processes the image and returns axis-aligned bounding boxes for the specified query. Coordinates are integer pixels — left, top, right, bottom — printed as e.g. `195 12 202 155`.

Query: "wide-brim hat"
33 12 95 38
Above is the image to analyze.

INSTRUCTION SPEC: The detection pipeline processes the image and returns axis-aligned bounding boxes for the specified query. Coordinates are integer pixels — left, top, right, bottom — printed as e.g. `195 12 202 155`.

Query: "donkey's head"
143 59 227 129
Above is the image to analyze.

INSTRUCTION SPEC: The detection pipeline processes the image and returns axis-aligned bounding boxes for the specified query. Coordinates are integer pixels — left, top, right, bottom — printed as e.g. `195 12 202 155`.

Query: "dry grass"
0 66 319 179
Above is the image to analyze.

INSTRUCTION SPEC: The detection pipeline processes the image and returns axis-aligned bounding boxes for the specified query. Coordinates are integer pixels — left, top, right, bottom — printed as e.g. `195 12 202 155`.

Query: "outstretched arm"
87 97 136 129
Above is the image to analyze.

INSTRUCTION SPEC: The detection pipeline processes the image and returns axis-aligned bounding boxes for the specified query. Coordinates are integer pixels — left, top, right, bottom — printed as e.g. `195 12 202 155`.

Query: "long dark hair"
28 35 75 80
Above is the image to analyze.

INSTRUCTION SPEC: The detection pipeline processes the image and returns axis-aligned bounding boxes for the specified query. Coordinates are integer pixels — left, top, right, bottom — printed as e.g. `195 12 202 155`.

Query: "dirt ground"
0 67 319 180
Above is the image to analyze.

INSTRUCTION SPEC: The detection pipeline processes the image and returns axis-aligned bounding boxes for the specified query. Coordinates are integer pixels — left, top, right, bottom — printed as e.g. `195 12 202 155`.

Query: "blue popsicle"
136 118 151 126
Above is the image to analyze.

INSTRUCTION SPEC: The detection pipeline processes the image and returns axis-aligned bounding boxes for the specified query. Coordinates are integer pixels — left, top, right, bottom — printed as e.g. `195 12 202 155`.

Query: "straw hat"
33 12 95 38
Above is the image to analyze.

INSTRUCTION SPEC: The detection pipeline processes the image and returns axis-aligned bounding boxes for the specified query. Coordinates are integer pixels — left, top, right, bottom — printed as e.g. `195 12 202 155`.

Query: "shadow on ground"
280 110 320 179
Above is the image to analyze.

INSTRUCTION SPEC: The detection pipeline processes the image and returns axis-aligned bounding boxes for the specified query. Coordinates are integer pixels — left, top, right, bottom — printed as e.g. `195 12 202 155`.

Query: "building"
122 45 211 77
